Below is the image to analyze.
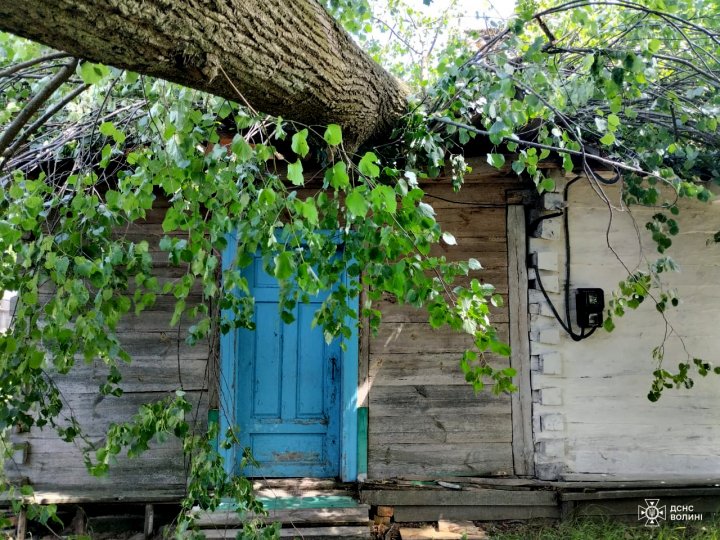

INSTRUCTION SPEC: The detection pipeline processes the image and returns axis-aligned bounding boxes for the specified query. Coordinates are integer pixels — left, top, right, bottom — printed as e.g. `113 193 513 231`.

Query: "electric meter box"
576 288 605 328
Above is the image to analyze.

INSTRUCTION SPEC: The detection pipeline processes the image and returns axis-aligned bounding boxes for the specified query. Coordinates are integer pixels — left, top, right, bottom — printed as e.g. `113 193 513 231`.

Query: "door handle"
330 356 338 382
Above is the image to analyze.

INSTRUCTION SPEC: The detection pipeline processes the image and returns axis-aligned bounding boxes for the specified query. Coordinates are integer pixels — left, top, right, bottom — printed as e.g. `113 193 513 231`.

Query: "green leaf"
291 128 309 158
323 124 343 146
346 188 369 218
359 152 380 178
170 299 185 326
231 135 253 161
28 350 44 369
600 133 616 145
297 199 318 225
99 122 125 144
490 341 511 356
370 185 397 214
274 251 294 280
78 61 110 84
539 178 555 192
325 162 349 189
468 258 483 270
99 122 115 137
418 202 435 218
487 153 505 168
258 188 276 205
287 160 304 186
648 39 661 53
442 232 457 245
603 317 615 332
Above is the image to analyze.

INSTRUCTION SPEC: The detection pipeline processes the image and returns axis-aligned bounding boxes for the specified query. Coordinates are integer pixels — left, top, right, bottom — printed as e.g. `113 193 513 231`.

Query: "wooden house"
3 160 720 534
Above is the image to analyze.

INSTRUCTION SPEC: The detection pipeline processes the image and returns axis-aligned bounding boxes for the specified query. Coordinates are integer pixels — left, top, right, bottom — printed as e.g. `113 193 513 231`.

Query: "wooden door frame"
218 236 359 481
507 205 535 476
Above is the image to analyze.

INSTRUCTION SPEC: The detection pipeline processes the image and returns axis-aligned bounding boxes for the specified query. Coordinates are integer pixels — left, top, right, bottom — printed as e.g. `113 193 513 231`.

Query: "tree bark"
0 0 407 148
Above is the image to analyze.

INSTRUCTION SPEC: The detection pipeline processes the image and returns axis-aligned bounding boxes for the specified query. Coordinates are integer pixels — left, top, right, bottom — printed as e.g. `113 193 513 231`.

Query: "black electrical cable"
529 175 597 342
424 193 505 207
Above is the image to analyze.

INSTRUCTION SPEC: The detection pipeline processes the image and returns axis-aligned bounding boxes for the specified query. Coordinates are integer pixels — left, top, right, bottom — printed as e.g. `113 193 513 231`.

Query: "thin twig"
3 84 90 160
433 117 670 182
0 51 71 79
0 58 79 158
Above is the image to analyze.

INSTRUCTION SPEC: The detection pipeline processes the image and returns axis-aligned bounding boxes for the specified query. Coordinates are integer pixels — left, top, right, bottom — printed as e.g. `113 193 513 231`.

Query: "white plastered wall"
0 291 17 333
529 174 720 481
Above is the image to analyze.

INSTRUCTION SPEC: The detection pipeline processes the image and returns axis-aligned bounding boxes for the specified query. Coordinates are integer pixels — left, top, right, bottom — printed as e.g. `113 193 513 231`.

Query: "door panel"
235 257 341 477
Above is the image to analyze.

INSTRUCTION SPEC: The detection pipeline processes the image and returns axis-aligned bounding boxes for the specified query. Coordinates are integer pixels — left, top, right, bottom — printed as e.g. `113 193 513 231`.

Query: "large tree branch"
0 0 408 149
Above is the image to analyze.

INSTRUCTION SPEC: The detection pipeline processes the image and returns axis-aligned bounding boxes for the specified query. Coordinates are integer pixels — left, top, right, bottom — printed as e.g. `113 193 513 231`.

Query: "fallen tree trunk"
0 0 407 147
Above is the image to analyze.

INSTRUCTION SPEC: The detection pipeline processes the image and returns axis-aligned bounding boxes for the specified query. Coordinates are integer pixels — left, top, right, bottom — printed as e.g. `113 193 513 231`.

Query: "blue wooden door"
234 256 341 477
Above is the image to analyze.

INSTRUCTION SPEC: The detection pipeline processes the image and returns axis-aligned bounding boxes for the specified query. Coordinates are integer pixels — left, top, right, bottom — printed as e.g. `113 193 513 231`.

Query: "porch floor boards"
360 477 720 523
202 525 371 539
195 478 371 539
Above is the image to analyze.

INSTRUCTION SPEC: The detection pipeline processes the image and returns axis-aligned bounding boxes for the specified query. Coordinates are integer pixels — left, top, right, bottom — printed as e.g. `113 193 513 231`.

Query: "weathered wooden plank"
392 504 559 522
368 443 513 478
368 385 510 417
49 355 209 393
427 246 507 265
398 525 484 540
15 511 26 540
417 184 516 207
435 209 508 238
361 477 720 491
253 478 354 491
6 430 193 498
12 390 209 437
7 453 189 493
375 300 508 324
38 290 205 312
430 237 507 254
368 415 511 444
561 487 720 501
202 526 371 539
507 205 534 477
369 353 510 387
437 159 534 181
360 488 556 507
0 488 184 504
560 473 720 483
369 323 510 355
358 287 371 409
112 305 207 330
100 332 209 360
195 506 370 527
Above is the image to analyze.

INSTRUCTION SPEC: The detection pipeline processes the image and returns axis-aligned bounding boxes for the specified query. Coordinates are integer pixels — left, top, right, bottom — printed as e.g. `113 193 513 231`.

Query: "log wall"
6 203 212 502
5 162 532 499
367 162 528 479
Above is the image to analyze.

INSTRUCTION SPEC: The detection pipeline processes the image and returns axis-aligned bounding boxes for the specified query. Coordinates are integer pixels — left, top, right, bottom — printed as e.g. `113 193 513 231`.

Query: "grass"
484 517 720 540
